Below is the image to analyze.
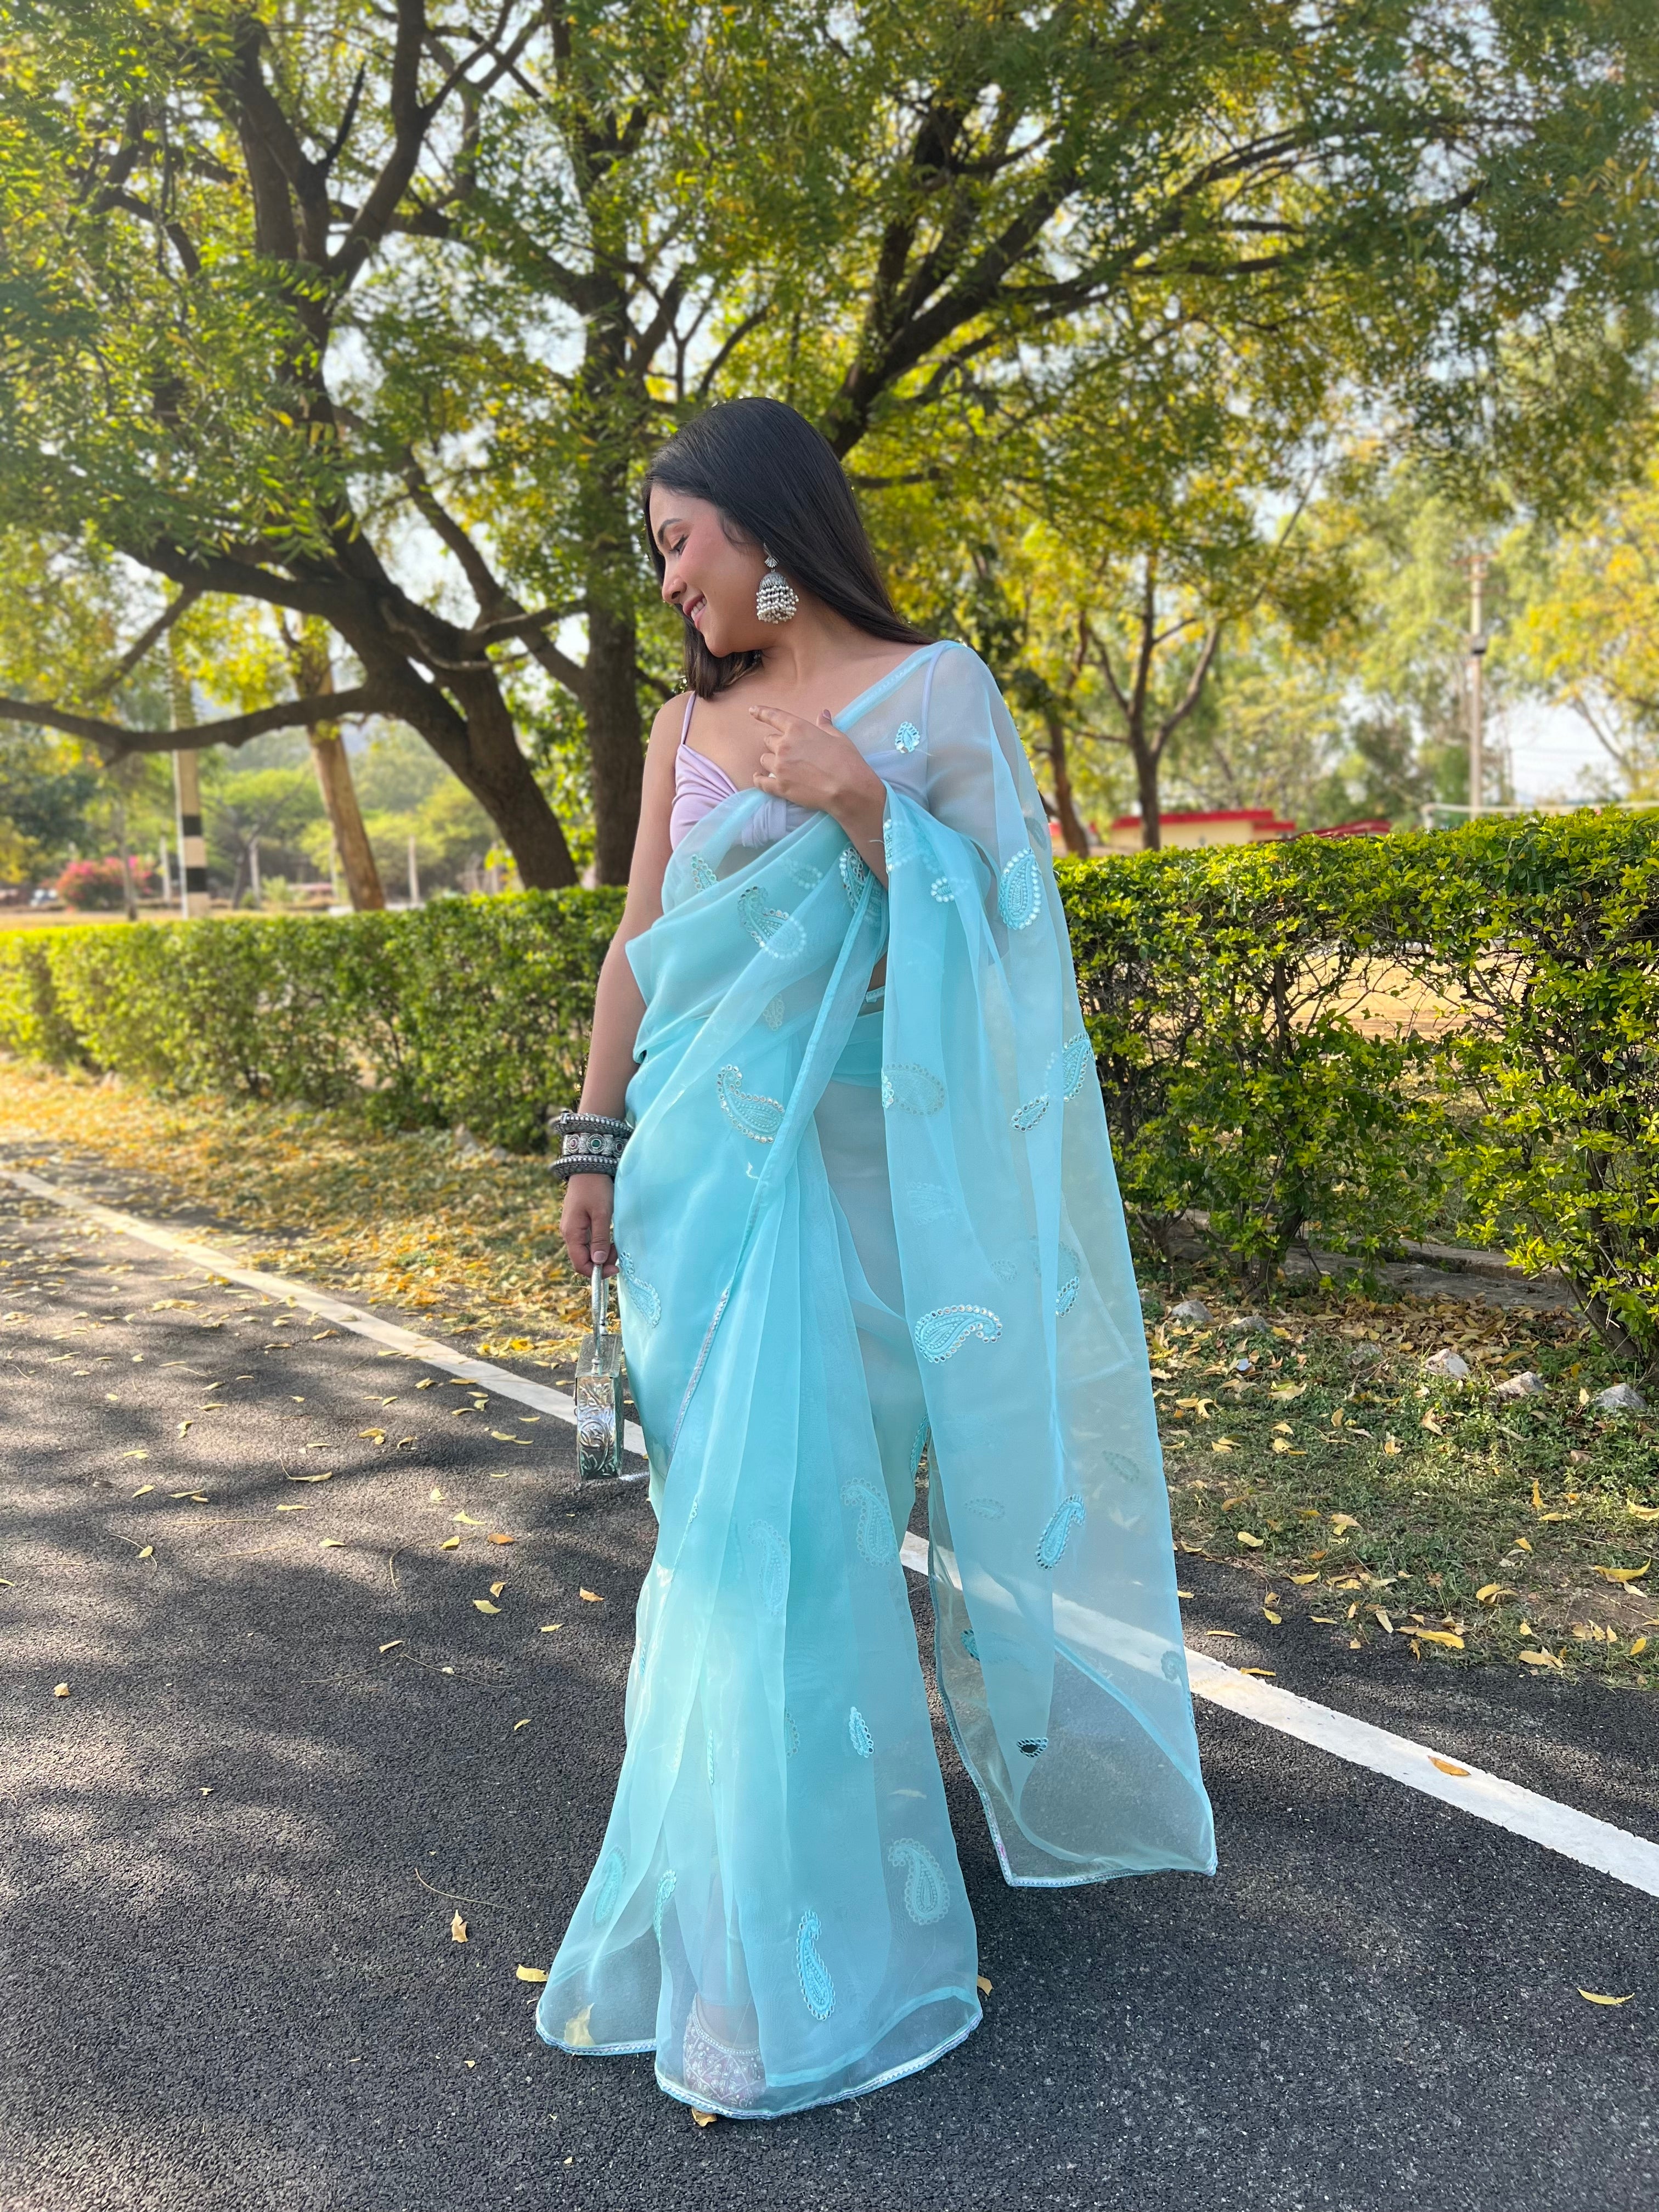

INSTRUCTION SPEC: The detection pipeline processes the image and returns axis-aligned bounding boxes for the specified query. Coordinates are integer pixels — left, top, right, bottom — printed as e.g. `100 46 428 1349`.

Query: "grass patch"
0 1056 590 1359
5 1053 1654 1684
1147 1278 1657 1688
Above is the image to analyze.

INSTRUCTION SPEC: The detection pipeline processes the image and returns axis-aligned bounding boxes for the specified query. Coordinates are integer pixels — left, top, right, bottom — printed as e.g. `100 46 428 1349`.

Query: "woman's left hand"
748 704 884 817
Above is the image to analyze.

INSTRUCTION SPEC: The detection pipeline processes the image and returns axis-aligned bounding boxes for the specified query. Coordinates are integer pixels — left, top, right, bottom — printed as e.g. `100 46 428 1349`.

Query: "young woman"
540 398 1215 2119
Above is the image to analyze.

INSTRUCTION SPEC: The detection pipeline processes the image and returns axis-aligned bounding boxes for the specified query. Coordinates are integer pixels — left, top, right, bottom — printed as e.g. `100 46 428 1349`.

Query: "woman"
540 398 1215 2119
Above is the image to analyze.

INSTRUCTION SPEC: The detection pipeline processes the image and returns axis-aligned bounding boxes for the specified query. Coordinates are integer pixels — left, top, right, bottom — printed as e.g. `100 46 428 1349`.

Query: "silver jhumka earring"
755 547 799 624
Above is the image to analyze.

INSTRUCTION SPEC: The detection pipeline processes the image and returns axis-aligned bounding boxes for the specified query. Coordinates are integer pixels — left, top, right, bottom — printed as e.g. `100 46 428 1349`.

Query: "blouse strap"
679 691 697 746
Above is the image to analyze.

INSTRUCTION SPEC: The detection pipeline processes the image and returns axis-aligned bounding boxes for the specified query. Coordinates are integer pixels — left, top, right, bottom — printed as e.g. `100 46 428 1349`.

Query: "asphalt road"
2 1151 1655 2212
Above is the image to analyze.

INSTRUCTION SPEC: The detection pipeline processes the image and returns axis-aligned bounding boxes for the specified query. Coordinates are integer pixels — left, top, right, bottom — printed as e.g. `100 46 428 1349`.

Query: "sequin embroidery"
783 1707 800 1756
653 1869 678 1944
888 1838 948 1925
716 1063 785 1142
966 1495 1005 1520
906 1182 953 1225
839 844 871 904
893 719 922 753
797 1910 836 2019
881 1063 944 1114
1018 1736 1049 1759
761 992 787 1030
617 1249 661 1327
840 1479 898 1563
929 875 956 904
1011 1093 1049 1131
961 1628 980 1661
997 847 1041 930
592 1848 625 1927
746 1518 790 1615
1055 1243 1080 1318
689 854 718 893
1036 1493 1086 1570
883 811 922 870
1062 1032 1092 1097
848 1707 873 1758
913 1305 1002 1363
908 1420 930 1480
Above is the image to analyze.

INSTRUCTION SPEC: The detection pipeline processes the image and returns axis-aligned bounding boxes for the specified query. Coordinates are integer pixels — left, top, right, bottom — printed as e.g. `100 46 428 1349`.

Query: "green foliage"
0 891 625 1153
1062 842 1446 1285
11 816 1659 1369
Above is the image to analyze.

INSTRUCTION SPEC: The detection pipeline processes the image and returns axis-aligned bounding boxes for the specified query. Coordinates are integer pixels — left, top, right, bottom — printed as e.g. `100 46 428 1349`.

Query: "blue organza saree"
537 642 1216 2116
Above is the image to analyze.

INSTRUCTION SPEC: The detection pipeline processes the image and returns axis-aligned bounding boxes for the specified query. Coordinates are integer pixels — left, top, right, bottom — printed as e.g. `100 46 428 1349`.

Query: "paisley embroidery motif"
966 1496 1006 1520
706 1729 718 1786
848 1706 873 1758
616 1249 661 1327
738 881 806 961
929 875 956 904
1036 1492 1086 1570
839 844 871 904
746 1519 790 1615
783 1707 800 1756
1062 1032 1092 1097
961 1628 980 1661
914 1305 1002 1363
883 811 922 870
887 1838 948 1925
997 847 1041 930
906 1181 953 1226
716 1063 785 1142
787 857 823 891
689 854 718 893
881 1063 944 1114
652 1868 678 1944
797 1909 836 2019
1055 1243 1080 1318
1161 1648 1186 1683
1011 1093 1049 1131
1018 1736 1049 1759
592 1848 625 1927
893 719 922 753
908 1420 930 1480
840 1479 897 1563
760 992 787 1031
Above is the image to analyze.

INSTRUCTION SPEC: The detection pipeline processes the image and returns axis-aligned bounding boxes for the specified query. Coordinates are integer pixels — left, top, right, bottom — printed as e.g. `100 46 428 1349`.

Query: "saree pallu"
537 642 1216 2117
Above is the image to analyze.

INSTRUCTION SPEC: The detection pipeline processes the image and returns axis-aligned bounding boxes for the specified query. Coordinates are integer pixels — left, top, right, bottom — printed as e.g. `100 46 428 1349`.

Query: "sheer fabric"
537 642 1215 2117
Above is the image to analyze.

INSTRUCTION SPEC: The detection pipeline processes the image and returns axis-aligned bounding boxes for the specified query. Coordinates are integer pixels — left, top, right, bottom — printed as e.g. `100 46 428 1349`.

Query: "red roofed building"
1101 808 1299 853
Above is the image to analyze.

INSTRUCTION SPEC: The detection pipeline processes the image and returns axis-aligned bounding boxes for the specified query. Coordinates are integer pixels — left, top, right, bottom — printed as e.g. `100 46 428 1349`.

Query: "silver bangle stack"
548 1108 631 1183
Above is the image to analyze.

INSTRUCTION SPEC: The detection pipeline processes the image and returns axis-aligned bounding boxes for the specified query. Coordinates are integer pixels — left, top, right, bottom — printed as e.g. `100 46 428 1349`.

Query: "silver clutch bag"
574 1262 625 1480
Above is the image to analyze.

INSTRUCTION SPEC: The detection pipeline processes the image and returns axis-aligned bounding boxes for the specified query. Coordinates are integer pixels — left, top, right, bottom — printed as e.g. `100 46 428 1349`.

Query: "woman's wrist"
830 760 890 878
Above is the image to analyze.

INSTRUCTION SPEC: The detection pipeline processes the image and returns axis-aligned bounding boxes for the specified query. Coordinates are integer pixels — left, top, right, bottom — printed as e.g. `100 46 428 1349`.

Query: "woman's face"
648 484 776 658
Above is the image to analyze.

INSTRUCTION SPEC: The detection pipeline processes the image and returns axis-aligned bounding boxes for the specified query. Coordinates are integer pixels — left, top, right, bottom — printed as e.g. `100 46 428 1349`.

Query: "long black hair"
641 397 930 697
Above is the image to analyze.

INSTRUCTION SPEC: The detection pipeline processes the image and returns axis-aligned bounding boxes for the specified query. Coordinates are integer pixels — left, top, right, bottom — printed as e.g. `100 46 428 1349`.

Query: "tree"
2 0 1656 879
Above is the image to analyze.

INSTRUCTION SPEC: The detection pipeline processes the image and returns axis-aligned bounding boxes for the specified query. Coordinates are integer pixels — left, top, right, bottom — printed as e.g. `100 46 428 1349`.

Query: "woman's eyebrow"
654 513 686 549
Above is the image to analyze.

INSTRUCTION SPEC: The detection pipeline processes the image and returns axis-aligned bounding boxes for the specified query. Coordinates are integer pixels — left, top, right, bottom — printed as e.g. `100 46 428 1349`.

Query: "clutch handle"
590 1260 610 1339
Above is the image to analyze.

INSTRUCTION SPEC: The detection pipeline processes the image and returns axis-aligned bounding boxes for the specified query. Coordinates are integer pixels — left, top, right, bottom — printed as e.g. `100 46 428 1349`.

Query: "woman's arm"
560 695 684 1277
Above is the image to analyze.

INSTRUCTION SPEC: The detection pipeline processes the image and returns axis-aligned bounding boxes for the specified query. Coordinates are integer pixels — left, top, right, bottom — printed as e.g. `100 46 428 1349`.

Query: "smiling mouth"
684 594 707 626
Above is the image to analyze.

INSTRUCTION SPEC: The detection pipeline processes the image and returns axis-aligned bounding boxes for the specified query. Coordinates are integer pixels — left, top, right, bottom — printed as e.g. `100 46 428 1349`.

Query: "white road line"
893 1549 1659 1902
8 1167 1656 1902
0 1168 649 1467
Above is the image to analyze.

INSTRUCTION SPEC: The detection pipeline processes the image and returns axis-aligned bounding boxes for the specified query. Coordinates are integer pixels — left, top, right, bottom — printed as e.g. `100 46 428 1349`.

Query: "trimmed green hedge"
6 816 1659 1366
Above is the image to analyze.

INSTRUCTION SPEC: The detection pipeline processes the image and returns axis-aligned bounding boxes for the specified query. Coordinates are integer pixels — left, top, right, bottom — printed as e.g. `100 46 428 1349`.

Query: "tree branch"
86 584 204 701
0 689 381 759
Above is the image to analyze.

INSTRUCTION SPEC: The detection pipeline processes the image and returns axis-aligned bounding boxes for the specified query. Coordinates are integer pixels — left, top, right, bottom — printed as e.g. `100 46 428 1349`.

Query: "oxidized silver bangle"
548 1107 631 1181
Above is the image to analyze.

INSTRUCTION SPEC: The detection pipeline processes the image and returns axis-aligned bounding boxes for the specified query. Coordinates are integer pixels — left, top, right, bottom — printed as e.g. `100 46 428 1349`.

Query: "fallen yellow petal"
1591 1561 1650 1583
1578 1990 1634 2006
691 2109 718 2128
1290 1572 1319 1585
1236 1531 1264 1548
1631 1637 1649 1656
451 1912 468 1943
319 1539 346 1548
52 1682 69 1698
1429 1756 1470 1776
1415 1628 1464 1649
976 1973 993 1995
137 1545 154 1560
473 1599 502 1615
513 1718 531 1731
580 1588 603 1601
540 1623 562 1633
1237 1666 1274 1677
379 1641 403 1654
515 1965 549 1983
440 1537 460 1550
275 1502 308 1513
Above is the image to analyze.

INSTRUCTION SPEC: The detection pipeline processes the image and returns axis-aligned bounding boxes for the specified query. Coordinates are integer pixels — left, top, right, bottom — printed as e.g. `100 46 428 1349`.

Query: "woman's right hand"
561 1173 618 1279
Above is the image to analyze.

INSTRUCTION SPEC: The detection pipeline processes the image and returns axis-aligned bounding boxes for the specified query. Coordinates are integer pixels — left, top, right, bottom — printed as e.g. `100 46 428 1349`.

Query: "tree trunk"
1043 708 1092 856
585 599 645 884
294 623 384 911
1132 732 1163 851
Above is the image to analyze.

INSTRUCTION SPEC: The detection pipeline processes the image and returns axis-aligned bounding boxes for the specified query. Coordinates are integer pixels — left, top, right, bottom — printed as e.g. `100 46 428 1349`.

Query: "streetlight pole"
1466 552 1489 821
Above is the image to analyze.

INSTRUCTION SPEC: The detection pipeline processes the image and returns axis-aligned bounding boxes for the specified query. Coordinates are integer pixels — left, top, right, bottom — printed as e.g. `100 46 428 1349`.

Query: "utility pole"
1466 553 1490 821
169 636 211 918
407 832 420 908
